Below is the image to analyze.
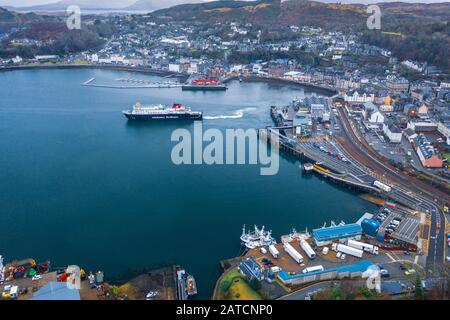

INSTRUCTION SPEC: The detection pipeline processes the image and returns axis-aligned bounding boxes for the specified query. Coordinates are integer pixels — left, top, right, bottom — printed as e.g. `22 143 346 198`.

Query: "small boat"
146 291 158 300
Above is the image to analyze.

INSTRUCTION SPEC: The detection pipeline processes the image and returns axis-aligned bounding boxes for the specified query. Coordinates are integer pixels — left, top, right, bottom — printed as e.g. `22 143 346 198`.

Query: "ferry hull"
123 113 202 121
182 85 227 91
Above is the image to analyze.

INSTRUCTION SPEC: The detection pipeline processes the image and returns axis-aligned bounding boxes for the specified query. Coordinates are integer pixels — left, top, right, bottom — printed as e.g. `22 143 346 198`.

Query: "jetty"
259 106 422 210
82 77 182 89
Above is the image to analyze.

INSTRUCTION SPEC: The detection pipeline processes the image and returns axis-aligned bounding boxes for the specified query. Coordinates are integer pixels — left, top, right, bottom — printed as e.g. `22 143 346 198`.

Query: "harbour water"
0 68 376 298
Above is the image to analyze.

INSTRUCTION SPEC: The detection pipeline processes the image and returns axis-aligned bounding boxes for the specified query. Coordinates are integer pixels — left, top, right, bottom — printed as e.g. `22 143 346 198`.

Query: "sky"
0 0 448 8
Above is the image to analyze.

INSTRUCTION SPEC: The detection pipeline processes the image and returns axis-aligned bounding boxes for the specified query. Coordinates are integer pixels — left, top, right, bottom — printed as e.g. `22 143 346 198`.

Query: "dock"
259 106 426 211
82 77 182 89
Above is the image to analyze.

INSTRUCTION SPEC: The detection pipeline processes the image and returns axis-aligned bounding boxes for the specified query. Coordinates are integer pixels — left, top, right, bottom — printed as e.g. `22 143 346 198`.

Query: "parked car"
380 269 390 278
404 269 416 276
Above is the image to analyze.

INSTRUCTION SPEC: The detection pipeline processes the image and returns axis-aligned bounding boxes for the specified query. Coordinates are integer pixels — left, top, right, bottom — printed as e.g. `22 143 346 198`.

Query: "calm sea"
0 68 376 298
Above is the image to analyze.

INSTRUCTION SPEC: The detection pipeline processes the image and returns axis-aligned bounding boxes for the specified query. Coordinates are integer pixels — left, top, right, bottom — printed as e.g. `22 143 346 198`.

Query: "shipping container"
347 239 379 255
302 265 324 274
284 243 304 264
300 240 316 259
269 244 280 259
333 243 363 258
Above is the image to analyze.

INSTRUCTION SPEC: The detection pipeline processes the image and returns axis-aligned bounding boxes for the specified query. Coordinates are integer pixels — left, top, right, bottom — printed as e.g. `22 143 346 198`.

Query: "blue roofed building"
312 223 362 246
381 281 405 295
238 257 264 281
278 260 373 286
30 282 81 300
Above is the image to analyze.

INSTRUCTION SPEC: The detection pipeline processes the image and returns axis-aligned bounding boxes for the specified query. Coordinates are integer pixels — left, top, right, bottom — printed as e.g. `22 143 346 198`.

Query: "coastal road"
335 106 446 271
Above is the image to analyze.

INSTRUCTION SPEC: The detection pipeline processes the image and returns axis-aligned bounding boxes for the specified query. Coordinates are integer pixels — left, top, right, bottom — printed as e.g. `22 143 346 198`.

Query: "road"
335 106 447 272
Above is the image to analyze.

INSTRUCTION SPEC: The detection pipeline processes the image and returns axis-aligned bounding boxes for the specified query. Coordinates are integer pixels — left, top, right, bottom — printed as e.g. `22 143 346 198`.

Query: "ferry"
123 102 202 121
182 78 227 91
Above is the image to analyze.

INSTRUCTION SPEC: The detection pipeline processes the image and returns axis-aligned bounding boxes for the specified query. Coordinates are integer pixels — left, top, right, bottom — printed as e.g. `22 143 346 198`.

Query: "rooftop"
31 282 80 300
278 260 373 281
312 223 362 241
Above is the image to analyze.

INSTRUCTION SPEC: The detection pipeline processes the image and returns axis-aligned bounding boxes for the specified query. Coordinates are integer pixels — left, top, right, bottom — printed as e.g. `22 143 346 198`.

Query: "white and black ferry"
123 102 202 121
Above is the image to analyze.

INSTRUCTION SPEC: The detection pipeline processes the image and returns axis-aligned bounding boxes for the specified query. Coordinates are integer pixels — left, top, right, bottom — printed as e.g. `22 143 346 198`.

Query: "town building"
383 120 402 143
238 257 264 281
312 223 362 246
413 134 443 168
278 260 373 286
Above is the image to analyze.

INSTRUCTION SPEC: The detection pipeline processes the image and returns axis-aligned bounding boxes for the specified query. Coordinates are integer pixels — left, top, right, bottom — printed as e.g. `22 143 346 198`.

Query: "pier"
260 106 428 210
82 77 182 89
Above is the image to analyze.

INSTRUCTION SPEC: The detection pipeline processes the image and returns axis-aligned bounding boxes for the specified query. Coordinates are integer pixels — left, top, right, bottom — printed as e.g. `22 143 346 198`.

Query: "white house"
383 120 402 143
168 64 180 73
344 90 375 103
363 102 384 125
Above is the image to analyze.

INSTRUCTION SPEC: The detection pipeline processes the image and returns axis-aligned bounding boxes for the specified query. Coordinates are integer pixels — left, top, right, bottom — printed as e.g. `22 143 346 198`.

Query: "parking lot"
363 129 408 164
376 207 420 245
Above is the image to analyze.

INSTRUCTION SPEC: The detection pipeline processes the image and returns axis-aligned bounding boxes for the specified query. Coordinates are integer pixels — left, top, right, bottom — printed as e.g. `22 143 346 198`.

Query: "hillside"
150 0 450 29
125 0 203 11
8 0 136 12
148 0 450 70
0 7 115 59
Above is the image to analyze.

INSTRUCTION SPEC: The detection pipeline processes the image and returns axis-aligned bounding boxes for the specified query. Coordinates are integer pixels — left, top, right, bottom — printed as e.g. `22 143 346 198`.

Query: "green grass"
443 152 450 162
217 267 263 300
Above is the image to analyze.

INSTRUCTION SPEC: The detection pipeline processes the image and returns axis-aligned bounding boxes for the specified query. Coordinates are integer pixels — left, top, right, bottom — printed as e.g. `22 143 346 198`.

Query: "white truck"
347 239 379 255
284 243 304 264
300 240 316 259
373 180 392 193
269 244 280 259
332 243 363 258
270 266 282 273
302 265 324 274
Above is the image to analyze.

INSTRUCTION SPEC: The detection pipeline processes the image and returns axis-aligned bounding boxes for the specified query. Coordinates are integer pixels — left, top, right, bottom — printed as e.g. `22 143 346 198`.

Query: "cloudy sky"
0 0 447 7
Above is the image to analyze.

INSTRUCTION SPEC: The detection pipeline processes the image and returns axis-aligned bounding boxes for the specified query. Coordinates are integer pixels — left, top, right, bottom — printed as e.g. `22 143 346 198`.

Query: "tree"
331 283 342 300
249 278 262 291
220 279 232 293
414 275 424 300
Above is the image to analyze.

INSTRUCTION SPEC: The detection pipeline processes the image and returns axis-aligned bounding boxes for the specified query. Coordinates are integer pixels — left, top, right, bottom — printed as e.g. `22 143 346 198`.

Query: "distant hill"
7 0 136 12
125 0 204 12
148 0 450 28
0 6 45 32
150 0 367 29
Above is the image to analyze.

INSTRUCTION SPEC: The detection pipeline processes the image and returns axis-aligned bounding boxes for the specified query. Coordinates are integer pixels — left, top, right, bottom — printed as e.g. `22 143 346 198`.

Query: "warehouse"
278 260 373 286
312 224 362 246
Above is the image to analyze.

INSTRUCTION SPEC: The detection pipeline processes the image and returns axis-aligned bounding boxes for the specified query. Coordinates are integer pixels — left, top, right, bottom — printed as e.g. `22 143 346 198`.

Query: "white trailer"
284 243 304 264
332 243 363 258
302 265 324 274
347 239 379 255
300 240 316 259
269 244 280 258
373 180 392 192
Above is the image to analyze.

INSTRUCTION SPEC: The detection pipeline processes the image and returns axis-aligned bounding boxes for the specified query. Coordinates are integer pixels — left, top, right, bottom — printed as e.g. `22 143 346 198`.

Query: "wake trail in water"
204 107 257 120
